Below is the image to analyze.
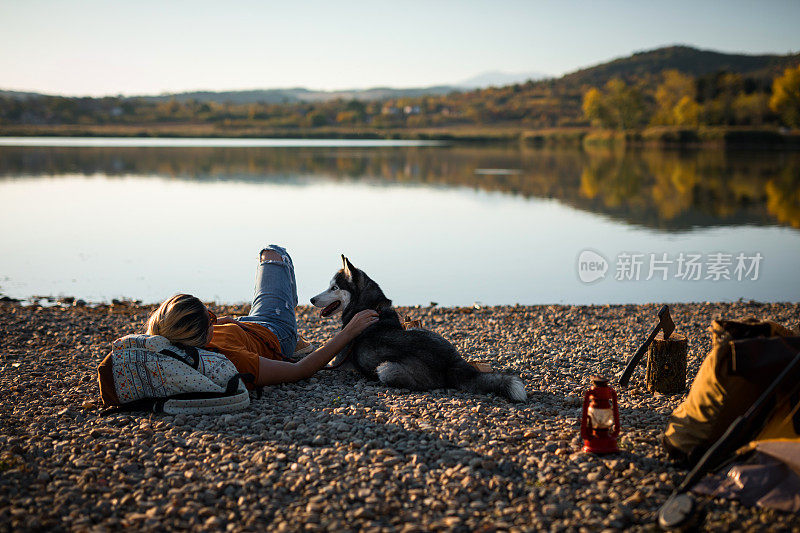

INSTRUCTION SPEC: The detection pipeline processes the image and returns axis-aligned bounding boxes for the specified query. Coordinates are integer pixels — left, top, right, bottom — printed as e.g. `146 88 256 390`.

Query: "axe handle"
619 324 662 387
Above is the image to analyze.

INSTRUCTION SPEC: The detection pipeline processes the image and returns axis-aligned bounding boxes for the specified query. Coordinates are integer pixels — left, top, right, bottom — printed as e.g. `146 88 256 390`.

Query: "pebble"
1 300 798 531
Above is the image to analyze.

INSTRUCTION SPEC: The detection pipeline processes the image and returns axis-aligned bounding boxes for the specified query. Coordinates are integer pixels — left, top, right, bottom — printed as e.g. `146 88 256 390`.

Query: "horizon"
2 43 798 99
1 1 799 97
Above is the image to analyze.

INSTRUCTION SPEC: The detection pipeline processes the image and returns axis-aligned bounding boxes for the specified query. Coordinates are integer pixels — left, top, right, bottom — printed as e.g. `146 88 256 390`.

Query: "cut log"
646 332 688 394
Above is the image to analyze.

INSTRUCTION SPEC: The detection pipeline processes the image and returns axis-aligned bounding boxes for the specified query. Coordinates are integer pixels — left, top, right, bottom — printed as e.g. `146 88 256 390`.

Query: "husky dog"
310 256 527 402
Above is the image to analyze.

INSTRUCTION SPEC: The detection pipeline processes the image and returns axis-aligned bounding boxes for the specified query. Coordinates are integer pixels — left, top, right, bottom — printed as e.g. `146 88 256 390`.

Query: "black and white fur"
310 256 527 402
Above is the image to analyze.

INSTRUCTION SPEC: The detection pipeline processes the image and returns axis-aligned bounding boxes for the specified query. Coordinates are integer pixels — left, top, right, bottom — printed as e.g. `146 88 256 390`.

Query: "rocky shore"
1 300 799 532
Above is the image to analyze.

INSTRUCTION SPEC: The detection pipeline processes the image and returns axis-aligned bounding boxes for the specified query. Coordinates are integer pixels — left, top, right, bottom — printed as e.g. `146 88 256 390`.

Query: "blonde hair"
146 294 209 347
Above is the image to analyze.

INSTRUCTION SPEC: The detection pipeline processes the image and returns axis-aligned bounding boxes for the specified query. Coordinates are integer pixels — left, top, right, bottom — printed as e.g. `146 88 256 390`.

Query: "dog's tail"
449 360 527 402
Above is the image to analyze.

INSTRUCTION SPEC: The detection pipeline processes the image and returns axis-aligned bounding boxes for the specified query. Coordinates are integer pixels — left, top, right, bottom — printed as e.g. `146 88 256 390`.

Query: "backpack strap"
165 373 254 400
99 373 256 416
163 391 251 415
100 399 162 416
158 344 200 369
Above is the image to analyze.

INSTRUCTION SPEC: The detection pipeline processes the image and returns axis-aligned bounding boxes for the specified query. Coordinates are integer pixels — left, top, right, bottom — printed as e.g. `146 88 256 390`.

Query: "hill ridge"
4 44 798 104
560 44 800 86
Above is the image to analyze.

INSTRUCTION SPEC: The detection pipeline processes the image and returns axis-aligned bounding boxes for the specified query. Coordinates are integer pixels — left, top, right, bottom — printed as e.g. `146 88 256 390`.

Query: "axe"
618 305 674 387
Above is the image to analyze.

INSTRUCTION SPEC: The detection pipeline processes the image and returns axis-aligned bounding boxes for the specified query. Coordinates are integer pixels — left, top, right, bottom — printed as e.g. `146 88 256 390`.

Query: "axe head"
658 305 675 339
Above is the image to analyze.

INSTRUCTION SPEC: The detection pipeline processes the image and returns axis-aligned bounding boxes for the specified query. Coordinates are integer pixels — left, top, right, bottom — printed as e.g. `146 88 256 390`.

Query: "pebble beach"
1 299 799 532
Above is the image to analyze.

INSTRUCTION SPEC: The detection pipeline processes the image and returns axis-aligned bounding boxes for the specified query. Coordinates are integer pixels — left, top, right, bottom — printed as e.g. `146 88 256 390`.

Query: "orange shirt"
205 321 283 386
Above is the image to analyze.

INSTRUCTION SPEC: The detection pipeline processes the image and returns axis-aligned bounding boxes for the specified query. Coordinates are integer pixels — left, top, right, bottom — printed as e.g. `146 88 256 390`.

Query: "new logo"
577 249 608 283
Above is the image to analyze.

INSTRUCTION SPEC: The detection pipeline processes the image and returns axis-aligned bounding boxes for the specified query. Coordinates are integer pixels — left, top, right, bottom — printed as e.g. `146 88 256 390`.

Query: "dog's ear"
341 254 353 281
341 254 357 281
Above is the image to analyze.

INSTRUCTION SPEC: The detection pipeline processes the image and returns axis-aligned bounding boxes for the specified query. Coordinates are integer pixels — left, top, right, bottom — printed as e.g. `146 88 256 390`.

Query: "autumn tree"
702 72 744 125
769 65 800 127
672 96 701 127
652 70 699 126
582 79 646 129
306 110 328 127
733 92 770 126
582 88 610 127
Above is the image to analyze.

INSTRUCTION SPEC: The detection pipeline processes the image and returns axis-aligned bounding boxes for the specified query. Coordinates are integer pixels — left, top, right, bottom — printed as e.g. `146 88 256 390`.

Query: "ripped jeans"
236 244 298 357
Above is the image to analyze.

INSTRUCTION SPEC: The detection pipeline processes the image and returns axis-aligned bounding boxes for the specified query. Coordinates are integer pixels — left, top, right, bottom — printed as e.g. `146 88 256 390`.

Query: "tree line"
582 66 800 129
1 65 798 131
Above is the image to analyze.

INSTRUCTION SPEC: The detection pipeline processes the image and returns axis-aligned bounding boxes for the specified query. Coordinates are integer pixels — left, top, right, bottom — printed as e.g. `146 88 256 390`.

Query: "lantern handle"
580 388 592 440
610 387 621 438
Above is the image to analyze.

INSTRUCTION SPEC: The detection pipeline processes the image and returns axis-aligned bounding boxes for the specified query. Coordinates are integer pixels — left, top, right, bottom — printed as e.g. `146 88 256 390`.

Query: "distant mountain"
138 88 312 104
457 71 549 89
0 89 46 100
136 85 460 105
561 45 800 86
0 85 462 104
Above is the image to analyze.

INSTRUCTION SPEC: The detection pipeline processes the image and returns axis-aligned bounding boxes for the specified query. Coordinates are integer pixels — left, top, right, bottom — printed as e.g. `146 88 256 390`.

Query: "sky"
1 0 799 97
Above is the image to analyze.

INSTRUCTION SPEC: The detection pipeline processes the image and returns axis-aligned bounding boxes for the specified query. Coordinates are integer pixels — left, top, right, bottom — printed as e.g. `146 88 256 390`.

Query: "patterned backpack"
97 334 253 414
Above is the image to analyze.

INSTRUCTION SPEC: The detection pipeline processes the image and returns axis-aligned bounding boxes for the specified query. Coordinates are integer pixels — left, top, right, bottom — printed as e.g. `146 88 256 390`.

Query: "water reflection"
2 142 799 305
0 144 798 230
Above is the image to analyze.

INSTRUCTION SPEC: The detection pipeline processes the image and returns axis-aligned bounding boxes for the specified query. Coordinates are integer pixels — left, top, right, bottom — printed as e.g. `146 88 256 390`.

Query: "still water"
1 138 798 306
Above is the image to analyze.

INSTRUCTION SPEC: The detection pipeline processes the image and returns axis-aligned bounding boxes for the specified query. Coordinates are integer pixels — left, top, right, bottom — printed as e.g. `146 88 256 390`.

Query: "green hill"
560 45 800 87
399 45 800 130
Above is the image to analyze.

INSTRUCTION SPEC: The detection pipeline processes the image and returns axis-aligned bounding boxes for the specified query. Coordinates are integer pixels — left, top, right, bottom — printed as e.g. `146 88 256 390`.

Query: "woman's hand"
341 309 379 339
257 309 379 386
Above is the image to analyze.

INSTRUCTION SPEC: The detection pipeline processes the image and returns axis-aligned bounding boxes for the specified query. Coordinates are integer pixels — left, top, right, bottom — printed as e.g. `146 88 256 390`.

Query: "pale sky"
1 0 798 97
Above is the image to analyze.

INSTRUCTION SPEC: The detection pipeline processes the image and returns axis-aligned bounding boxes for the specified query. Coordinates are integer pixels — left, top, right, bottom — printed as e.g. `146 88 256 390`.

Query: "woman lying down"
145 245 377 387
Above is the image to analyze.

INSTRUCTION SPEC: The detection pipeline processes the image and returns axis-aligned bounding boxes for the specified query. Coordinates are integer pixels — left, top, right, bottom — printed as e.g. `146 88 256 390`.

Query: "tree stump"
645 332 688 394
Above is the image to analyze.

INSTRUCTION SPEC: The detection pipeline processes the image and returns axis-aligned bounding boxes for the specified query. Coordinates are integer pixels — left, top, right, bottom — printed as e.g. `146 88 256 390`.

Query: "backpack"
97 334 254 415
662 318 800 465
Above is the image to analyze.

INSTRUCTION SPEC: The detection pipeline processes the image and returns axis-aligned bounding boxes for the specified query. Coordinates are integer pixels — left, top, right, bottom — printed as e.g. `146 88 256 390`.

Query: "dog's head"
310 255 391 324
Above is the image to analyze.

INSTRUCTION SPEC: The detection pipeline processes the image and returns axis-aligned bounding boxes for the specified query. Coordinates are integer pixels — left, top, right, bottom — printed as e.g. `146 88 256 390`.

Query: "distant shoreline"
2 124 799 149
3 295 798 310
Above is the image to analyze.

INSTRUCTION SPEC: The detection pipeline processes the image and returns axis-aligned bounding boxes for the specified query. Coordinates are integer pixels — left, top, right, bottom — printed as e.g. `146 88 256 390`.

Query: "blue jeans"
237 244 298 357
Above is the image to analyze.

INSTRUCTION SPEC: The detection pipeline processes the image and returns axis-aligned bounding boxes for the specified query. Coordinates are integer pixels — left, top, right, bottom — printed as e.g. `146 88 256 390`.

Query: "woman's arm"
256 309 378 386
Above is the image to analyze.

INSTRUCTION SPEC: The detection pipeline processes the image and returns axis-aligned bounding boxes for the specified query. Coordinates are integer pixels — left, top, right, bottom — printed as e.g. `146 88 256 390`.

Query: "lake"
1 138 798 306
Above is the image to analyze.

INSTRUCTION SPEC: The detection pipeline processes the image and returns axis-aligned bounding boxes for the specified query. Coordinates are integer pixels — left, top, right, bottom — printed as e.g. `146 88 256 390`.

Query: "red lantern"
580 376 620 454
